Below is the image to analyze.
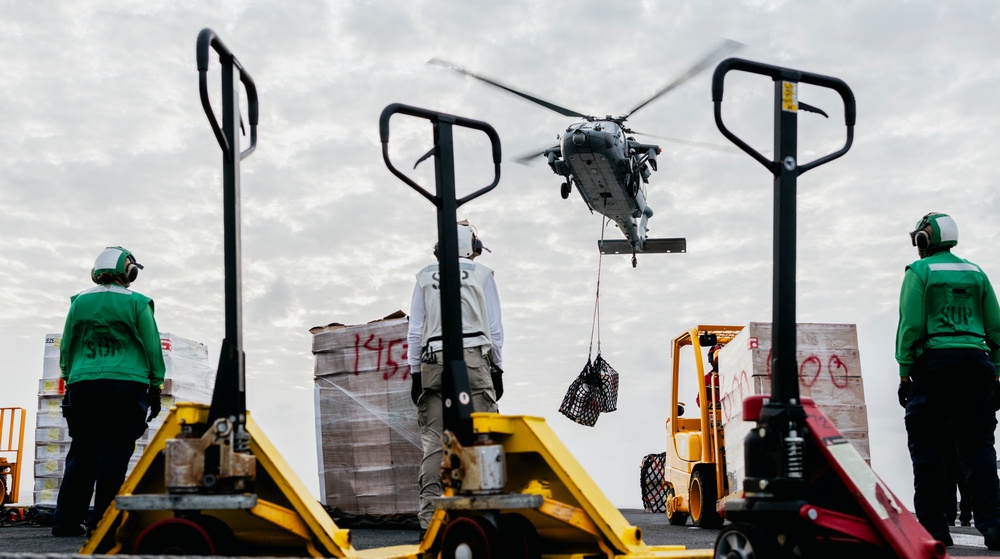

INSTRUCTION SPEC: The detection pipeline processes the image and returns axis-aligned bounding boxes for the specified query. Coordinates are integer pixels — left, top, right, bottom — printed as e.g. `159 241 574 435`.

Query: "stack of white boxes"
34 332 215 506
717 322 870 501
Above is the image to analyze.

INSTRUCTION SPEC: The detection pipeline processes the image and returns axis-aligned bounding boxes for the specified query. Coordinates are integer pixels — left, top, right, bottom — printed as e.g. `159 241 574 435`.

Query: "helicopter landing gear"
560 181 571 199
626 174 639 198
631 250 637 268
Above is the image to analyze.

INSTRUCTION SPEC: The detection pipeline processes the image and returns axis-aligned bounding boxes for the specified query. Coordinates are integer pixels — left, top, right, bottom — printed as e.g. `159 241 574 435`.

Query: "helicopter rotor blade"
428 58 592 120
513 145 560 165
622 38 744 119
629 131 741 154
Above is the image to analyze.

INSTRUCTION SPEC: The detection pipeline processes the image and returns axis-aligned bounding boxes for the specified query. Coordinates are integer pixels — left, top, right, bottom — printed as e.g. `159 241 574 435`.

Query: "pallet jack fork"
379 104 714 559
710 59 983 559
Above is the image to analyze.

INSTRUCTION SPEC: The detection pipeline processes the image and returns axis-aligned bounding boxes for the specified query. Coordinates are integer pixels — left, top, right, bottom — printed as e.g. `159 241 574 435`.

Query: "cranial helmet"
435 220 489 260
910 212 958 255
92 246 144 286
707 343 724 371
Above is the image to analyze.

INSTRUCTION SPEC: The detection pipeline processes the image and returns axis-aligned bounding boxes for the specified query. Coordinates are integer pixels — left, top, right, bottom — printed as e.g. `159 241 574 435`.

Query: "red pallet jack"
710 59 988 559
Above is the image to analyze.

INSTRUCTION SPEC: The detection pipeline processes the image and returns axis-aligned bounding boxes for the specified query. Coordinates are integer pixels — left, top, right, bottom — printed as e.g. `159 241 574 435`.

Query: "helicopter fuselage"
546 120 659 251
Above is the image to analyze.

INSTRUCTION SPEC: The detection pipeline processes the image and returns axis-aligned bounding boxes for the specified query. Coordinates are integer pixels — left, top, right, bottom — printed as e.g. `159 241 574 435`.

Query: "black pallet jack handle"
713 59 854 499
196 28 259 434
380 103 501 445
712 58 855 410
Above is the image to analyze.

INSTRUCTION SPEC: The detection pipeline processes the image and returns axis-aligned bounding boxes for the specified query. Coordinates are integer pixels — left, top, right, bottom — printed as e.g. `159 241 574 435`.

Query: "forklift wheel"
134 518 215 555
498 513 541 559
665 487 688 526
441 516 500 559
0 476 6 507
715 522 775 559
690 470 723 528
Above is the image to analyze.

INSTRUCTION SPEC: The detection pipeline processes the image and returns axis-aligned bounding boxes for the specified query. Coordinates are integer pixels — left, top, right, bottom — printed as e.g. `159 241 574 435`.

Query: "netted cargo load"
559 354 619 427
640 452 667 513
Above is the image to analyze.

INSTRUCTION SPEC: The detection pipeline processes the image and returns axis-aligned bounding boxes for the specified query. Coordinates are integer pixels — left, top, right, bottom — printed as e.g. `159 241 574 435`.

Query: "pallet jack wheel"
665 486 688 526
498 513 540 559
715 522 776 559
441 516 500 559
191 514 238 556
690 469 723 528
134 518 216 555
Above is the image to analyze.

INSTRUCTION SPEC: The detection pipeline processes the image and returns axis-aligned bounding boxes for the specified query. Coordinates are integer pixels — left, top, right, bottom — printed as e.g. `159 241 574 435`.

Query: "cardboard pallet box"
716 322 870 501
312 311 422 518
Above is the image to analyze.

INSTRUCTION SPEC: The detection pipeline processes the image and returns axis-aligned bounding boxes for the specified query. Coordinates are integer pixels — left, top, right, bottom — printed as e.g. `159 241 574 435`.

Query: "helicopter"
429 39 742 267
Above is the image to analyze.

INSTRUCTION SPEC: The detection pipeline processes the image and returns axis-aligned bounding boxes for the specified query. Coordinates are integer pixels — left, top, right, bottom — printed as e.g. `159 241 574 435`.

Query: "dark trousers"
905 349 1000 538
53 380 148 531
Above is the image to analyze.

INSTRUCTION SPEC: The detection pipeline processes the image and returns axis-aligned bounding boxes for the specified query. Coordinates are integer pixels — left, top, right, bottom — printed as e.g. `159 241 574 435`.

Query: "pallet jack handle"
196 28 259 436
380 103 501 445
712 58 855 409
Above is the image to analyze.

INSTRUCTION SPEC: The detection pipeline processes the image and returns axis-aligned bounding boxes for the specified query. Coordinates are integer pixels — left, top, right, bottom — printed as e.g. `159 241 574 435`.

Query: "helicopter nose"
572 130 587 146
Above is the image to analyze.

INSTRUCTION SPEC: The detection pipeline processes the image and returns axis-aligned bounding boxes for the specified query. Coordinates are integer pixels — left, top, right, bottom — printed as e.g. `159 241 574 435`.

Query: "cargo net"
640 452 667 513
559 217 621 426
558 353 619 427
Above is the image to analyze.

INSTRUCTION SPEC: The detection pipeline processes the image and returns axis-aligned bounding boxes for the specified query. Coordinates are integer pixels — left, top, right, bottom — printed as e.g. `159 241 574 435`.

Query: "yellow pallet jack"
377 104 711 558
82 29 713 558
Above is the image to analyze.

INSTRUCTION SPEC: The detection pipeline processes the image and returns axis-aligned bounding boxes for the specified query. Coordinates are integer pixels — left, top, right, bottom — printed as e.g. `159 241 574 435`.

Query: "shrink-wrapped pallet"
33 332 213 506
312 311 422 517
717 323 870 501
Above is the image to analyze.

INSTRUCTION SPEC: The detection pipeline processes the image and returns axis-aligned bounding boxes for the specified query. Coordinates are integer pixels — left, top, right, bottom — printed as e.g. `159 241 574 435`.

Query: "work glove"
992 379 1000 412
410 372 422 406
60 390 71 419
897 381 911 409
491 368 504 401
146 386 162 422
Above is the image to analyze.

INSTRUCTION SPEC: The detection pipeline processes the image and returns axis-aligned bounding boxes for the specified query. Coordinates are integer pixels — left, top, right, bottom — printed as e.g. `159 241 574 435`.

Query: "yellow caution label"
782 81 798 112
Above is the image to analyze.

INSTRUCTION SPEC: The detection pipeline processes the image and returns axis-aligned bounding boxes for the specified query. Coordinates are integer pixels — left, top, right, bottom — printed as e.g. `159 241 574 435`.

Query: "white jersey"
407 258 503 374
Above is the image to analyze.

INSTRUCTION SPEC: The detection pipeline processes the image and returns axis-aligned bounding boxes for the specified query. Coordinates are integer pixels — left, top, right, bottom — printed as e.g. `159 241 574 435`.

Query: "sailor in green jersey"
52 247 166 537
895 213 1000 549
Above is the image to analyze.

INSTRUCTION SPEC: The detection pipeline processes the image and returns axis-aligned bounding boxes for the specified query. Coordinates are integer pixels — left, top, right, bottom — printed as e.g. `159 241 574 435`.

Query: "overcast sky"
3 0 1000 513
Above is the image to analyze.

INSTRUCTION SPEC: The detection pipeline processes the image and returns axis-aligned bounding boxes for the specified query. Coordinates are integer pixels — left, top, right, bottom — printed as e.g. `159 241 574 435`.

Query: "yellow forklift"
0 407 26 506
664 326 741 529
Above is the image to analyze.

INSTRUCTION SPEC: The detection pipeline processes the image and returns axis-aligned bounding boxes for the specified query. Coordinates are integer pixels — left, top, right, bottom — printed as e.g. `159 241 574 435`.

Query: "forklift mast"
195 29 259 437
379 104 501 445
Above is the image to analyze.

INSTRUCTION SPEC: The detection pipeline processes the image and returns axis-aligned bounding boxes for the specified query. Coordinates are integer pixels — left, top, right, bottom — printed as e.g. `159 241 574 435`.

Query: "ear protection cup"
124 256 140 283
471 234 483 257
912 230 930 249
